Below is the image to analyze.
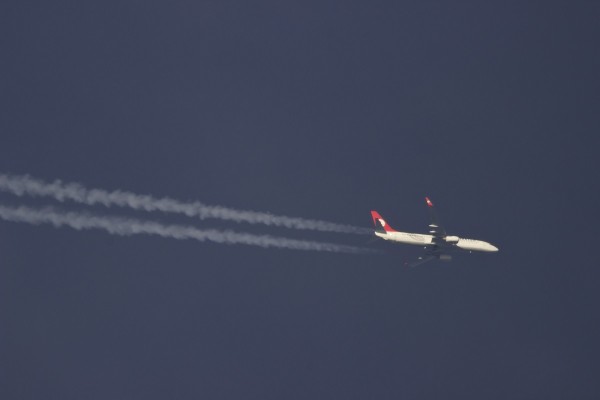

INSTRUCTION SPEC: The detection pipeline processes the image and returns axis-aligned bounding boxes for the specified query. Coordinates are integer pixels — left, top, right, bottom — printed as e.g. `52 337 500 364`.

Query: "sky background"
1 1 599 399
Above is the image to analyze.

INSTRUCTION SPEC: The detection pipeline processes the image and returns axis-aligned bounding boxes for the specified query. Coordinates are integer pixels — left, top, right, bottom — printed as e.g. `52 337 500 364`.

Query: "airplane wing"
405 248 453 268
425 197 446 245
405 255 436 268
403 198 450 268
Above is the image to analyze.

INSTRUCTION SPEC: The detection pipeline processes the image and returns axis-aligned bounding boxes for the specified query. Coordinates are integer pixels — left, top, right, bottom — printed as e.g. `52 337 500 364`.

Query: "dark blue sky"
1 1 599 399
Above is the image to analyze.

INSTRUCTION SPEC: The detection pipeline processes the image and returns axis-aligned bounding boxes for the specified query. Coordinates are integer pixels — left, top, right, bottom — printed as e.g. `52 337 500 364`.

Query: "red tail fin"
370 211 397 232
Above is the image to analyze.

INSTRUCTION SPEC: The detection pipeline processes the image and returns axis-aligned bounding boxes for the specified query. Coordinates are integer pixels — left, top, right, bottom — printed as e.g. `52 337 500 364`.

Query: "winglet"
425 197 434 208
370 211 397 232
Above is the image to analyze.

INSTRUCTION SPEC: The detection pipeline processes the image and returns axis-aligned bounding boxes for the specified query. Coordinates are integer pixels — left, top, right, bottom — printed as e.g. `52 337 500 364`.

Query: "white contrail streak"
0 204 376 254
0 173 371 235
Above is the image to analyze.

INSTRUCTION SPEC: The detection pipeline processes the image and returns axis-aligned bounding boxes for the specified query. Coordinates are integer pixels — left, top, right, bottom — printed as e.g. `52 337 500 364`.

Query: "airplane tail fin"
370 211 397 233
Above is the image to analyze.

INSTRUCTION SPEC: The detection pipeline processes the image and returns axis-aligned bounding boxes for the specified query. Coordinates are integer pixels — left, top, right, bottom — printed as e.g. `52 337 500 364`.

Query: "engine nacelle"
444 235 460 244
439 254 452 262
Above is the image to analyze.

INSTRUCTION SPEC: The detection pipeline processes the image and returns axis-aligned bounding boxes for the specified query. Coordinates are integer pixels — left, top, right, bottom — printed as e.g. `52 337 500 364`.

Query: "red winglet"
425 197 433 207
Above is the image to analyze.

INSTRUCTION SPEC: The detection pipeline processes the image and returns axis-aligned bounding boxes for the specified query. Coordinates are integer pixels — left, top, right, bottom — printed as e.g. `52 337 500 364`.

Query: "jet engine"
444 235 460 244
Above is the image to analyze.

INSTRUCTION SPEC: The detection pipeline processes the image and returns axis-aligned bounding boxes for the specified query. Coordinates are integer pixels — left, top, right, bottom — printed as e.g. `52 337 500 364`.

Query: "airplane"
371 197 498 267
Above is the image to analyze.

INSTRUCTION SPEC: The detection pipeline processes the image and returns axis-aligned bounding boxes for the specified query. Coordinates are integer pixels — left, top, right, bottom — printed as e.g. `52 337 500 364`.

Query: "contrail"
0 204 376 254
0 173 371 235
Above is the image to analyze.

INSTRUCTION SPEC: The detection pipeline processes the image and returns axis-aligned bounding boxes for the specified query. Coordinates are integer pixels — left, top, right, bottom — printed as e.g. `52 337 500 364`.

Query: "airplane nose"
489 244 499 252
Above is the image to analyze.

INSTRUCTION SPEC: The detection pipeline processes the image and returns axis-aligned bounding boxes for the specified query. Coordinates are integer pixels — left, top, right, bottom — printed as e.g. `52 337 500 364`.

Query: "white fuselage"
374 231 499 252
